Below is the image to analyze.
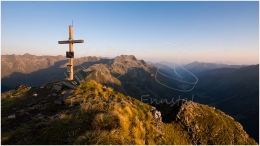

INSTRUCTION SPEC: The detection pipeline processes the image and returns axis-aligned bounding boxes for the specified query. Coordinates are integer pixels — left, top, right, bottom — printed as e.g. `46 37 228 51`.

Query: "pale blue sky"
1 1 259 64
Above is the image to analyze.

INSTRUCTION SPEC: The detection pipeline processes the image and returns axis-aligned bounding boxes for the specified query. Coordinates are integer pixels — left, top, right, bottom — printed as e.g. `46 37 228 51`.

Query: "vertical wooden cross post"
58 25 84 80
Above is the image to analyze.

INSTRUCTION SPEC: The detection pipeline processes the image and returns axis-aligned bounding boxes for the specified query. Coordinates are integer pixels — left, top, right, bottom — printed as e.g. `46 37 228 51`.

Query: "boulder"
61 81 77 90
26 102 37 107
62 90 71 101
52 85 62 91
54 99 63 105
15 85 28 90
8 115 15 119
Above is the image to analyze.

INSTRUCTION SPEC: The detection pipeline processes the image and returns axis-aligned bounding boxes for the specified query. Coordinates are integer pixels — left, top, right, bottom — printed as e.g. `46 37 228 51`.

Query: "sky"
1 1 259 65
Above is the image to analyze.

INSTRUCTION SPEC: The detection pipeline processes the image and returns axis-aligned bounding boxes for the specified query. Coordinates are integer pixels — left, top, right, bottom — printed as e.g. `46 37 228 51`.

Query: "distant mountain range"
1 53 259 142
183 61 247 73
156 61 247 75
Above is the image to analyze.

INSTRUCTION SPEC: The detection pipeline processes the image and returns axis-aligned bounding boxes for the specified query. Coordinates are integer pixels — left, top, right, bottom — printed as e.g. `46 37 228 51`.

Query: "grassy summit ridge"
1 80 257 145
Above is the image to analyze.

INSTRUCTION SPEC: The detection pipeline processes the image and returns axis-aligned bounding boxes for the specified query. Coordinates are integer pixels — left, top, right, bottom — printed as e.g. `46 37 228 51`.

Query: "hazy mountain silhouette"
157 61 247 75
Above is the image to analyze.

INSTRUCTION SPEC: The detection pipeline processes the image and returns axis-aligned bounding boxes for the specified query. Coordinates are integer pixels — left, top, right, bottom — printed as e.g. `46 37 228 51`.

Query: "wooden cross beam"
58 25 84 80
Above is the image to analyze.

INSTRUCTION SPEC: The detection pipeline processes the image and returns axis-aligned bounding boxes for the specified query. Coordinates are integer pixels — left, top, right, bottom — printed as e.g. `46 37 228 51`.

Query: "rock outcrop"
151 107 163 133
175 101 257 145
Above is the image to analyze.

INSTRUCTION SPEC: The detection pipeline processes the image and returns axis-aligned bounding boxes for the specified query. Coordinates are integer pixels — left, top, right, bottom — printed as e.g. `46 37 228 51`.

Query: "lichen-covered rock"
52 84 62 91
151 107 163 133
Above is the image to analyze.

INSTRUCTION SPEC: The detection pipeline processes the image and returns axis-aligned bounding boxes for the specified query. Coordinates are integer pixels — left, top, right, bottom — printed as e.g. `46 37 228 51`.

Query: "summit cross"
58 25 84 80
